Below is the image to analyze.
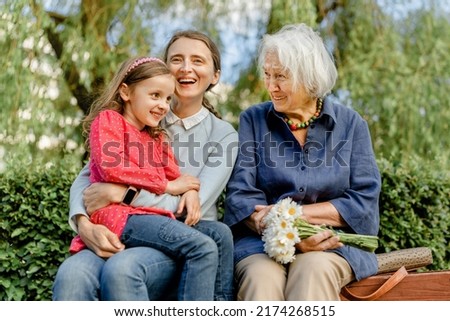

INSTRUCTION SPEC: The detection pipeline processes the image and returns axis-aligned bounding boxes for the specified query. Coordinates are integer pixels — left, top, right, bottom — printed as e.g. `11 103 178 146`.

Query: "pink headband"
125 57 164 76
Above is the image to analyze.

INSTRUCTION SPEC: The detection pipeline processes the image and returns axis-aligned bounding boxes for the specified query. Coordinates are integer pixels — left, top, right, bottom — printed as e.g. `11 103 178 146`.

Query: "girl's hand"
165 174 200 195
83 182 127 215
177 190 201 226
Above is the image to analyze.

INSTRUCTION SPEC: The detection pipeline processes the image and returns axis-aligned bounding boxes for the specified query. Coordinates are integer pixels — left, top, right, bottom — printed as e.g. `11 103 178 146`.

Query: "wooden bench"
340 247 450 301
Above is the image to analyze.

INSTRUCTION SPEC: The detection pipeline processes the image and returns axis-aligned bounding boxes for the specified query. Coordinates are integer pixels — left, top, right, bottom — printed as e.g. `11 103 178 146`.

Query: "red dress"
70 110 179 253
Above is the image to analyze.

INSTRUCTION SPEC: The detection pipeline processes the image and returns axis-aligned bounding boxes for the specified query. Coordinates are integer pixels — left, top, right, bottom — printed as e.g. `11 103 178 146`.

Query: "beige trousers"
235 252 354 301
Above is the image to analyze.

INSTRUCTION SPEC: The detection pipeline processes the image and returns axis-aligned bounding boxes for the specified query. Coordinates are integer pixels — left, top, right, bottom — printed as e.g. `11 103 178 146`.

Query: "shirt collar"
269 96 337 130
164 107 209 130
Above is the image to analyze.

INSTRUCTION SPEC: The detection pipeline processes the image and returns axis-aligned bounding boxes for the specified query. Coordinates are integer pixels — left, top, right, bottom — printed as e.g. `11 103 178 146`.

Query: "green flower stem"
293 219 378 252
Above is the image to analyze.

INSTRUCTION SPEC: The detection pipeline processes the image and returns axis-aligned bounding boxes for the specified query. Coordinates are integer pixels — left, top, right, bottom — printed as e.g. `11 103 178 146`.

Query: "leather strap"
341 266 408 301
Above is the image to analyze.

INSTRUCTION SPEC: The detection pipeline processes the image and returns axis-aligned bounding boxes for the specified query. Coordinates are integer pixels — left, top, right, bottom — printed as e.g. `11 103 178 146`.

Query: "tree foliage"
332 0 450 169
1 0 449 171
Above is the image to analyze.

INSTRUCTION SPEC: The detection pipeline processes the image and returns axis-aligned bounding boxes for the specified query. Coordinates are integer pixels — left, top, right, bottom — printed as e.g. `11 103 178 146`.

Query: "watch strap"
121 186 138 205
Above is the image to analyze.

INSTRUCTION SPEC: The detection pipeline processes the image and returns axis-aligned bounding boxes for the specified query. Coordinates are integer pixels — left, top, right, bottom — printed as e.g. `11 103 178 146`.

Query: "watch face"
122 188 137 205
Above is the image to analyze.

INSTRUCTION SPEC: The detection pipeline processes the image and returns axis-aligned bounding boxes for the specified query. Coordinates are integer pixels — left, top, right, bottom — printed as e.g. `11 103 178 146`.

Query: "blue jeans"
190 220 234 300
52 219 234 300
119 215 217 300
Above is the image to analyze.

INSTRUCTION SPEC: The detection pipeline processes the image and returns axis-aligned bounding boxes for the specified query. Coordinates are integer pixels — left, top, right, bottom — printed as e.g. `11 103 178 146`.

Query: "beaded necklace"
284 98 323 131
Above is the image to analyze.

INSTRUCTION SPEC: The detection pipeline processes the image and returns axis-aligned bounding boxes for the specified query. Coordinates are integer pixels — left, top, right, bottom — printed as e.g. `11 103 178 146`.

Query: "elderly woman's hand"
244 204 273 235
295 230 343 253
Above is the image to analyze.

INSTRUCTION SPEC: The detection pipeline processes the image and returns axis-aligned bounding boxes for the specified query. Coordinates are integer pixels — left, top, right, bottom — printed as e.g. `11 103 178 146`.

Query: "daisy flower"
262 197 379 264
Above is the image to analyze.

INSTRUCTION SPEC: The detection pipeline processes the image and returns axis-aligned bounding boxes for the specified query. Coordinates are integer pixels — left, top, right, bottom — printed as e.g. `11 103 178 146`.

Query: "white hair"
258 23 337 98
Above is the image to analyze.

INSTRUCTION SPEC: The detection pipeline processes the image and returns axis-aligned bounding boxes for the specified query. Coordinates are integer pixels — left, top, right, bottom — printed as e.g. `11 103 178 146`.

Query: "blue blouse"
224 97 381 281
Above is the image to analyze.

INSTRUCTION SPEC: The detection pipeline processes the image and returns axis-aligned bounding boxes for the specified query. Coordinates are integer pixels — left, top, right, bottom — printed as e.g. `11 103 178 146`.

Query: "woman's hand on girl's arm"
76 215 125 258
177 190 201 226
83 182 127 215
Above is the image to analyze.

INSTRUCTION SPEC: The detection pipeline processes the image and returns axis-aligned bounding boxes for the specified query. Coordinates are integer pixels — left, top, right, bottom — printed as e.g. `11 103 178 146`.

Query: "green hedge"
1 157 449 300
377 157 450 269
0 163 77 301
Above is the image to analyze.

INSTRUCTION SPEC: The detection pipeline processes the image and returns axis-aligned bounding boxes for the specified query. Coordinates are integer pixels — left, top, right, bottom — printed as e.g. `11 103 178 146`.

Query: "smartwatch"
121 186 138 205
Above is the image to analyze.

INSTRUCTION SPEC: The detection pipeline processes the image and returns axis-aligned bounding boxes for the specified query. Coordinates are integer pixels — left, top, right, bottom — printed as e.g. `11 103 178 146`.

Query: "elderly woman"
224 23 381 300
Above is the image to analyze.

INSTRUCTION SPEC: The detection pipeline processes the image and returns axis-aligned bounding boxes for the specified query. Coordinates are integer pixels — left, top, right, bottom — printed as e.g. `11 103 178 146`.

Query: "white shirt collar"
165 107 209 130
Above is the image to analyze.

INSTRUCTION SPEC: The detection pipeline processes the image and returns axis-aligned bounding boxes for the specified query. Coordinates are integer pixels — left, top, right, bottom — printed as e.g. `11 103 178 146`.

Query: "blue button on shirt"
224 97 381 281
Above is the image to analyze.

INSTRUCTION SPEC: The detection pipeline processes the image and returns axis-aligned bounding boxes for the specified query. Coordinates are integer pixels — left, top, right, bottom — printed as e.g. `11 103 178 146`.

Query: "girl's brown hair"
163 30 222 119
82 57 171 150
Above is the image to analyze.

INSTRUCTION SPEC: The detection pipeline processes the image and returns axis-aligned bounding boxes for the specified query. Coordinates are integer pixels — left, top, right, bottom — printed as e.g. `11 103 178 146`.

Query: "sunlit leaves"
334 0 450 170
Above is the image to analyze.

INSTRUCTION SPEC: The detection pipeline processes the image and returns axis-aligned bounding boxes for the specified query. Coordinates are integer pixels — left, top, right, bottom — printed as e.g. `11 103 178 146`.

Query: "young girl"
69 56 218 300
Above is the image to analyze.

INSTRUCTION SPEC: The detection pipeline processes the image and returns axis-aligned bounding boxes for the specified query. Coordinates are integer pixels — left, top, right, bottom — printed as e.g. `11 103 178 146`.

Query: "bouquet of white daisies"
262 197 379 264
